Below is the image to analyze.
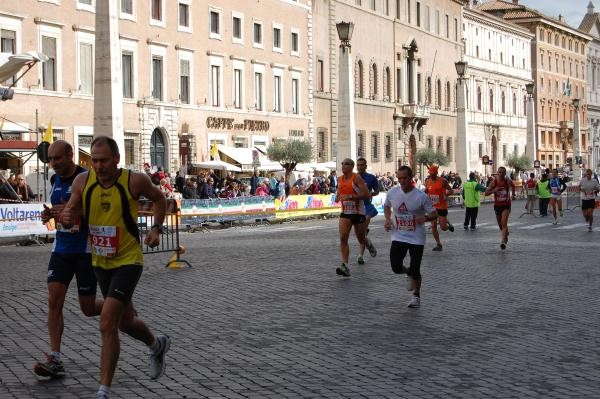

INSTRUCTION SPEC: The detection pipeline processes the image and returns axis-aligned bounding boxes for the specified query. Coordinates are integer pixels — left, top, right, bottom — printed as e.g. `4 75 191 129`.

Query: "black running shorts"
340 213 366 225
436 209 449 217
94 265 143 304
389 241 424 280
494 205 511 215
582 199 596 210
47 252 97 296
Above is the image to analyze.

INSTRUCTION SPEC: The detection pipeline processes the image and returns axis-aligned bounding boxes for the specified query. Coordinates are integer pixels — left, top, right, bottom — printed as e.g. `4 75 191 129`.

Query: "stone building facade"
462 6 532 175
0 0 311 175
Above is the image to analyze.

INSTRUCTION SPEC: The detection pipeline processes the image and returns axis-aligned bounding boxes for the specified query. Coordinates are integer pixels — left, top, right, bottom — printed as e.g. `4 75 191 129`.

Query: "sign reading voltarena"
0 203 56 237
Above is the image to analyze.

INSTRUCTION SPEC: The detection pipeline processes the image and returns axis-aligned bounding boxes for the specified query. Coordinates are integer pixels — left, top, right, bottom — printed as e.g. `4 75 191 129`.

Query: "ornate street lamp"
336 21 354 47
525 82 535 166
454 61 467 78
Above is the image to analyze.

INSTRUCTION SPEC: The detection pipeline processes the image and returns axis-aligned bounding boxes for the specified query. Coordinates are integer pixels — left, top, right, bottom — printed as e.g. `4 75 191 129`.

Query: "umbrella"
0 51 48 82
192 160 241 172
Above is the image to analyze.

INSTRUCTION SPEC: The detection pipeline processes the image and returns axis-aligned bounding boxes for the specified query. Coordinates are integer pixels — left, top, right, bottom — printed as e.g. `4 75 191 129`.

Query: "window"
489 49 492 61
425 6 430 31
317 129 328 161
396 67 401 101
254 71 263 110
435 10 440 35
124 138 135 167
151 0 162 21
152 56 163 100
253 22 262 46
291 30 299 55
77 0 94 11
79 42 93 94
210 10 221 39
179 59 190 104
42 36 57 91
478 143 483 158
541 131 546 146
210 65 221 106
179 2 190 29
436 79 441 108
357 131 365 157
370 0 376 11
446 138 453 161
503 144 507 160
121 0 133 15
357 60 364 97
122 51 133 98
407 0 411 24
384 67 391 100
233 68 242 108
370 63 378 98
273 25 282 51
232 14 242 41
1 29 16 85
445 14 449 38
385 133 392 162
273 75 282 112
445 81 451 109
317 59 324 92
477 87 482 110
513 144 518 155
416 2 421 27
476 45 479 58
512 93 517 115
454 18 458 41
396 0 401 19
291 77 299 114
371 132 379 162
489 89 493 112
501 91 505 113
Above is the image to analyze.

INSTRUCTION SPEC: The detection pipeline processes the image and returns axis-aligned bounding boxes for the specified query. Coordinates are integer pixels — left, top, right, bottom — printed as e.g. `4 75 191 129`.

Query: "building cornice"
464 9 534 39
509 17 593 42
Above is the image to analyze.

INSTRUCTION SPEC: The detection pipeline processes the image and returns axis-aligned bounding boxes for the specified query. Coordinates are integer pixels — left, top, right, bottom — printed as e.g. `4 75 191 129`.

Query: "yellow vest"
82 169 142 269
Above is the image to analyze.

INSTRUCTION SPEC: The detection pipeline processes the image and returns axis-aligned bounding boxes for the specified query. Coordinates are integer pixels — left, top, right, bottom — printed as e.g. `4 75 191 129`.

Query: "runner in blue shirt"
34 140 103 379
356 157 380 264
549 168 567 224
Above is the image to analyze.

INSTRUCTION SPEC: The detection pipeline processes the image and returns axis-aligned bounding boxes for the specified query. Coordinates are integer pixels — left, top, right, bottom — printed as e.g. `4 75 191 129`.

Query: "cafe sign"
206 117 269 132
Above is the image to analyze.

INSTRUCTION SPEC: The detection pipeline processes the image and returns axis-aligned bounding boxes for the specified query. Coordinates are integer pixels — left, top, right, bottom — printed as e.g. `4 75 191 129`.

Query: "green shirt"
462 180 486 208
537 180 551 199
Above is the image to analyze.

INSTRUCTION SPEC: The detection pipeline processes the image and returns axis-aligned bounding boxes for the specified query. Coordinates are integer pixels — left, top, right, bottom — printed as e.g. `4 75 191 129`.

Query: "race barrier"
274 194 340 219
180 196 276 225
139 198 191 269
566 185 581 212
0 202 56 238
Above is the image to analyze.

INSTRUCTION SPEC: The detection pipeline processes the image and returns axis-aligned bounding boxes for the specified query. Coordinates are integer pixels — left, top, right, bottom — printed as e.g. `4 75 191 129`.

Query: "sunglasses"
341 162 352 166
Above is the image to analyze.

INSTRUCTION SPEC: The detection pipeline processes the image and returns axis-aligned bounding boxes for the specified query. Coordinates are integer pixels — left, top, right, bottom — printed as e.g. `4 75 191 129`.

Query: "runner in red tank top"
525 172 537 214
484 166 516 250
335 158 369 277
424 164 455 251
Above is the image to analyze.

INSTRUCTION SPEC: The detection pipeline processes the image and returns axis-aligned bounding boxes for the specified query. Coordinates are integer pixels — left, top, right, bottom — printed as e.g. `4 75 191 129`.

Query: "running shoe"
432 244 443 251
500 241 507 250
448 223 455 232
463 225 469 230
552 219 558 225
149 335 171 380
33 353 65 378
336 263 351 277
357 255 365 265
470 226 477 230
366 238 377 257
589 226 593 232
407 295 421 308
97 390 109 399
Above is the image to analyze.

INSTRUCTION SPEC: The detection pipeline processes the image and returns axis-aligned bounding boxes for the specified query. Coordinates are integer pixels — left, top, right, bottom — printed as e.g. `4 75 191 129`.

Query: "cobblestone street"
1 203 599 398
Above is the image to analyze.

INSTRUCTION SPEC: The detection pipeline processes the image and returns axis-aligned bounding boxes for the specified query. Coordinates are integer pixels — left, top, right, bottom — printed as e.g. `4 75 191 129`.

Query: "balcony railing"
402 104 431 118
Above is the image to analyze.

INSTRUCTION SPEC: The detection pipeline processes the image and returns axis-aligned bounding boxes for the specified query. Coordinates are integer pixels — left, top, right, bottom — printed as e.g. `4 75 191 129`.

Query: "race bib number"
342 200 358 214
395 213 416 232
89 225 119 258
429 195 440 206
551 186 559 194
582 191 596 200
495 189 508 202
527 189 537 196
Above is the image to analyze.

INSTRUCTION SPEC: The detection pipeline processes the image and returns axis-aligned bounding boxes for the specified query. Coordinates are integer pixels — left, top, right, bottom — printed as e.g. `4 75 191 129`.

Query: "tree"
415 148 449 168
506 153 532 176
266 140 314 182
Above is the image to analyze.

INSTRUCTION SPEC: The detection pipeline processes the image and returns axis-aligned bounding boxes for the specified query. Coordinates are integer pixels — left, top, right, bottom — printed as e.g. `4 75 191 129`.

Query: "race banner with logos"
180 196 275 224
275 194 340 219
0 203 56 237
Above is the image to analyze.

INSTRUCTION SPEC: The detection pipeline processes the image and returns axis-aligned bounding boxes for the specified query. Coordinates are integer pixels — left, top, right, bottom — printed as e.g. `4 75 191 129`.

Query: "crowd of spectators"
0 171 34 203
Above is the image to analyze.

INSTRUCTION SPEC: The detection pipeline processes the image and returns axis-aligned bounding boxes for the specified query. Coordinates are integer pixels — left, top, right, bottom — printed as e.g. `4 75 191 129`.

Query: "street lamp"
454 61 468 178
572 98 582 180
525 82 535 169
335 21 356 169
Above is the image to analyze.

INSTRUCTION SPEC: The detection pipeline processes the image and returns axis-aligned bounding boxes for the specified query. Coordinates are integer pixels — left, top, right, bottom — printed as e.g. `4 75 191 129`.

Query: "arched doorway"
491 135 498 173
150 128 167 170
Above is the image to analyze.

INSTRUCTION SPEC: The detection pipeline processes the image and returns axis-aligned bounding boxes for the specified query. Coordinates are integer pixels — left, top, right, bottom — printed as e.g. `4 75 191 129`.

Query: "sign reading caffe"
206 117 269 132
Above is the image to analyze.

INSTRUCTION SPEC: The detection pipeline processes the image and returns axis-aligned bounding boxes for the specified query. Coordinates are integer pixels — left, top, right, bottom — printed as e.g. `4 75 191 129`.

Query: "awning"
192 160 241 172
0 120 30 133
0 140 37 152
217 146 254 166
0 51 48 83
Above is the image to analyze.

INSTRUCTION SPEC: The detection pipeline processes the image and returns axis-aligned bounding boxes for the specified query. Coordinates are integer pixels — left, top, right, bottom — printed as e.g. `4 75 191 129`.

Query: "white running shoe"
149 335 171 380
407 295 420 308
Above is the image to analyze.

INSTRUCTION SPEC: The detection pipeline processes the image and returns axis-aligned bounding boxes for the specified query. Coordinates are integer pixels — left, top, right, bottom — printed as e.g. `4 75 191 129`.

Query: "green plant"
266 140 314 183
506 153 532 175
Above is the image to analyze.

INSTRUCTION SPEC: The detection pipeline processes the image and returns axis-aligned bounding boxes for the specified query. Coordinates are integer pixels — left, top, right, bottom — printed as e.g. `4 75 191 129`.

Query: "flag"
209 141 219 160
43 123 53 143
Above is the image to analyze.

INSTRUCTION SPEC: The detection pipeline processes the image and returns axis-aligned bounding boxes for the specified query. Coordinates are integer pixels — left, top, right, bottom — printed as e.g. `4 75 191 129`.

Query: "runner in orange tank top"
424 164 455 251
334 158 369 277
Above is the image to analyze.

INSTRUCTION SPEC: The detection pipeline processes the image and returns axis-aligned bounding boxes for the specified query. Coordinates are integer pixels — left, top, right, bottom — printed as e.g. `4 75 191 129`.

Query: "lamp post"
335 21 356 168
454 61 468 178
573 98 581 180
525 82 535 168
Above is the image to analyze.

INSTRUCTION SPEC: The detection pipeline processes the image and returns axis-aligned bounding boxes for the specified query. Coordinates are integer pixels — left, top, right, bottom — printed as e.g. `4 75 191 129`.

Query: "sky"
517 0 591 28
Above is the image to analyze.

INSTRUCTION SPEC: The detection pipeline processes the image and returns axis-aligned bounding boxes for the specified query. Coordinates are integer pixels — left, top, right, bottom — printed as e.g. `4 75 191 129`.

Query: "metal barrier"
138 199 191 269
519 188 539 218
565 185 581 212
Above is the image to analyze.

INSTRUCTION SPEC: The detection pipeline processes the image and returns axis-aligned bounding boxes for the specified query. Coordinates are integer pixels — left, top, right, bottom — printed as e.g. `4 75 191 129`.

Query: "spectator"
250 170 261 195
175 171 185 193
329 170 338 193
255 180 271 197
294 174 307 194
182 178 199 199
277 176 287 201
159 178 174 198
15 174 34 202
306 178 321 195
0 173 19 203
199 177 217 199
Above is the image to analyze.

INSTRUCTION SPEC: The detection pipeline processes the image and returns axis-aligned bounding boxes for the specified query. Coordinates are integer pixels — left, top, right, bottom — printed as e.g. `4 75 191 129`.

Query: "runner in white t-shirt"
580 168 600 232
384 165 437 309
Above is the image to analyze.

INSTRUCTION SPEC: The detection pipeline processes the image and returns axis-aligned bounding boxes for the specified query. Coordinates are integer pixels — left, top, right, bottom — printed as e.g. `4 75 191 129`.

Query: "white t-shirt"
384 186 435 245
580 178 600 200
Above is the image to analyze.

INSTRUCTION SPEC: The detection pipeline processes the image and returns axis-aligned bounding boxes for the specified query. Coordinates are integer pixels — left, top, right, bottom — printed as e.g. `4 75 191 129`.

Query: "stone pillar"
573 100 581 180
94 0 125 161
336 41 356 164
455 75 468 178
526 93 536 163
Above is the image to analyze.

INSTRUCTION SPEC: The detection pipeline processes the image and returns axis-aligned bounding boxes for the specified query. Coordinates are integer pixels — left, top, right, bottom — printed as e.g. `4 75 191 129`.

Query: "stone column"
455 75 468 177
573 100 581 180
526 91 536 163
94 0 125 160
336 37 356 164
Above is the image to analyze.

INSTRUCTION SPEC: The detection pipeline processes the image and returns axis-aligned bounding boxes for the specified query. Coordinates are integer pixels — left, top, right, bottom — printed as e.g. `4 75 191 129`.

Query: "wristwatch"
151 224 164 234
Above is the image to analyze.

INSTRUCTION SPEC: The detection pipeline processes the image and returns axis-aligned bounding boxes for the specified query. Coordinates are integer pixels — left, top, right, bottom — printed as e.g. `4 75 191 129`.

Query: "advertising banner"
0 203 56 237
275 194 340 219
181 197 275 224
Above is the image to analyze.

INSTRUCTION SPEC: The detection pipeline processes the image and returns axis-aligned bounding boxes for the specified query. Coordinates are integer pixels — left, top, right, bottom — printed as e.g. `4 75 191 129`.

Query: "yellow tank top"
82 169 142 269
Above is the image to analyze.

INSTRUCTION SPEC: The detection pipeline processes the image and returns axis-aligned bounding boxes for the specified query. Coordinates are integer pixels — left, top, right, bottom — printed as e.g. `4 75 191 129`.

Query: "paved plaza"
1 202 599 398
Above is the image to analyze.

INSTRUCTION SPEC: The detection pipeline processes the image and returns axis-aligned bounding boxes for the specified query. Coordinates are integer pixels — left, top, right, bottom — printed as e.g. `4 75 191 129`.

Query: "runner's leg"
501 209 510 243
358 217 371 256
47 282 68 353
431 219 441 247
98 297 126 387
339 218 353 264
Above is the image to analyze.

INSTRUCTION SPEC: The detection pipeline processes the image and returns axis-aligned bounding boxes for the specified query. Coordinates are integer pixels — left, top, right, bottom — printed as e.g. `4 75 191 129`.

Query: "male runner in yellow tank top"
61 136 168 399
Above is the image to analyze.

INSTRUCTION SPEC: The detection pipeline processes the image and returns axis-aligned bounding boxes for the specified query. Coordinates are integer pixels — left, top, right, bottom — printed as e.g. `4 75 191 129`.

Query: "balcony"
401 104 431 118
559 120 574 130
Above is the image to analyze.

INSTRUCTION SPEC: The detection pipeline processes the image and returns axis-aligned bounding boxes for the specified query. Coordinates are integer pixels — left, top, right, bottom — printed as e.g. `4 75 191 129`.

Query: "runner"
424 164 454 251
524 172 537 214
335 158 369 277
384 165 437 308
549 168 567 224
356 157 379 264
60 136 169 399
580 168 600 232
33 140 104 379
484 166 516 249
461 172 486 230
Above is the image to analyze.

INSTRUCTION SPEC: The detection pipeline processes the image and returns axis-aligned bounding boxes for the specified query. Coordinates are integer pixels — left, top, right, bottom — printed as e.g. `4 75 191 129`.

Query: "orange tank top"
338 173 365 215
425 177 448 209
